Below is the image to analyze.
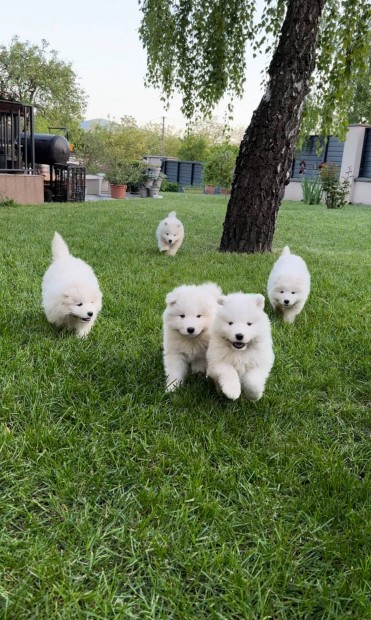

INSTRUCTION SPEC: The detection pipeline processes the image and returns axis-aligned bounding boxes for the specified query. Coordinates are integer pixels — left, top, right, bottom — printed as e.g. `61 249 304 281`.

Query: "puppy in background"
267 246 310 323
42 232 102 338
163 282 222 391
207 293 274 401
156 211 184 256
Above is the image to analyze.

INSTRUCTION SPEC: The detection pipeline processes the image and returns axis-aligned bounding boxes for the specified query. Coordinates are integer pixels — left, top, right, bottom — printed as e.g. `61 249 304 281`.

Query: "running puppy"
156 211 184 256
163 282 222 391
42 232 102 338
207 293 274 401
267 246 310 323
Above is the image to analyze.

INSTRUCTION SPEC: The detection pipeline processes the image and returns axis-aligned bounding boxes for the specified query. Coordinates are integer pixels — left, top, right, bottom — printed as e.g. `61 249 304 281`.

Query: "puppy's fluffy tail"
281 245 291 256
167 211 177 218
52 232 70 261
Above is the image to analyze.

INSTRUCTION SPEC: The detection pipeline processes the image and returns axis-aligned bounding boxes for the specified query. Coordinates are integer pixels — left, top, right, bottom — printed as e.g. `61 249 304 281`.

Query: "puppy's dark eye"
291 291 296 294
280 290 284 294
180 314 185 318
196 315 201 318
77 303 83 307
228 321 233 325
247 322 252 326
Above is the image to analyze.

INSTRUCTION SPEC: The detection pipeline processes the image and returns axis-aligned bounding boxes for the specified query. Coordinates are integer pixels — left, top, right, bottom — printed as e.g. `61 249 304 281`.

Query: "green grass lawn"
0 195 370 619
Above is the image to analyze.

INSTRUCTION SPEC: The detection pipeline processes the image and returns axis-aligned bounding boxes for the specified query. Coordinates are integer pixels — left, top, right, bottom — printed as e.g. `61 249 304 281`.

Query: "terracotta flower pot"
110 184 127 199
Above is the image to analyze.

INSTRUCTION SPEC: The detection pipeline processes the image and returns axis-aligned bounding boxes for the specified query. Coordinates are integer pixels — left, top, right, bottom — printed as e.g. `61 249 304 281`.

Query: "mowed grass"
0 194 370 619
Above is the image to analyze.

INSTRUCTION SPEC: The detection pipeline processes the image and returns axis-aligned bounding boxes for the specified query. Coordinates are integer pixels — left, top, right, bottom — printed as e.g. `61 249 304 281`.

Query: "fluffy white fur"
207 293 274 401
42 232 102 338
163 282 222 391
156 211 184 256
267 246 310 323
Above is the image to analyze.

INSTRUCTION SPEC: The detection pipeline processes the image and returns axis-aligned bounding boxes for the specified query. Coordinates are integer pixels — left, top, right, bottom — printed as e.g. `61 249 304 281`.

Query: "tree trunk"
220 0 327 253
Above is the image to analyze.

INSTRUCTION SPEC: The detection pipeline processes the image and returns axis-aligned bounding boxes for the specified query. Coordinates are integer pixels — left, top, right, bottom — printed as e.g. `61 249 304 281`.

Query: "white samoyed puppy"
42 232 103 338
207 293 274 401
163 282 222 391
156 211 184 256
267 246 310 323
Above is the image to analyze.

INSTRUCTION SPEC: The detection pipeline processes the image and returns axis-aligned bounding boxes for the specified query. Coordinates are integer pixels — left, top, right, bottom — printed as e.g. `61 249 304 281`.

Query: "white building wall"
352 180 371 205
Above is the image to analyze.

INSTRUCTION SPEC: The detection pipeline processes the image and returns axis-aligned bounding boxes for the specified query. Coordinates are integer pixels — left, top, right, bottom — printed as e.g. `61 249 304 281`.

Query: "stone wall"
0 174 44 204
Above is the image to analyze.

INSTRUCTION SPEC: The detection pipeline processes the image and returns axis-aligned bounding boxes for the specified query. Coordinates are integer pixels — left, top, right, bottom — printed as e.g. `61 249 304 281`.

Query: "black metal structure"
161 158 203 187
0 100 35 173
52 164 86 202
23 133 70 166
0 99 85 202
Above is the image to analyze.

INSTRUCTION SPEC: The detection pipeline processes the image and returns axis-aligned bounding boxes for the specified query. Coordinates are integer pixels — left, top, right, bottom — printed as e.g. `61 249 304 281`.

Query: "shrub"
160 180 180 192
202 144 238 189
320 165 352 209
301 175 323 204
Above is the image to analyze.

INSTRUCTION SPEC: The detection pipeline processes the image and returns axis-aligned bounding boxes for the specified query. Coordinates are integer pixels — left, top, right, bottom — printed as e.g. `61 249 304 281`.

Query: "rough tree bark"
220 0 327 253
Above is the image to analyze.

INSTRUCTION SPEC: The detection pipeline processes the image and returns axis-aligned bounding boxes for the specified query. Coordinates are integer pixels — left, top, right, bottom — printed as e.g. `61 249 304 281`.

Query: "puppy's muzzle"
232 334 246 350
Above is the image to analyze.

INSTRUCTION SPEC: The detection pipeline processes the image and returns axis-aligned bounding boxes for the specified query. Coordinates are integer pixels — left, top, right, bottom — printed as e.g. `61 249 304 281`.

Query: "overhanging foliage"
139 0 371 137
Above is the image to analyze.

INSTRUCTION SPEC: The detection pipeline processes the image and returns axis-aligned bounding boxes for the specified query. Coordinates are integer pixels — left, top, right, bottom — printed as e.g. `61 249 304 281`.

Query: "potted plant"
105 162 133 199
126 161 150 195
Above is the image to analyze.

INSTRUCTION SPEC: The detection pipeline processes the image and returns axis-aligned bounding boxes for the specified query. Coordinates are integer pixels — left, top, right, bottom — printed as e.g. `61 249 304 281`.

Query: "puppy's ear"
165 292 177 305
255 294 265 309
217 296 226 306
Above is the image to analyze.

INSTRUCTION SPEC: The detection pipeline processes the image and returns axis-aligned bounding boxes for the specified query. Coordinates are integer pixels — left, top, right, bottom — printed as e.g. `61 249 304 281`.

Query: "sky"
0 0 268 133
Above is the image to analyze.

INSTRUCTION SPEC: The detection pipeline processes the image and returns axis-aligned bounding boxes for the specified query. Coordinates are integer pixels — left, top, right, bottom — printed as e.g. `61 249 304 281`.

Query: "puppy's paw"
220 381 241 401
245 388 263 401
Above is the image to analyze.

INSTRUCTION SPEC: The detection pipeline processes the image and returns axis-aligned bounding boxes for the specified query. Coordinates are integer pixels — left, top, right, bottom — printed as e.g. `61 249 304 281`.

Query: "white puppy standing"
267 246 310 323
156 211 184 256
42 232 102 338
163 282 222 392
207 293 274 401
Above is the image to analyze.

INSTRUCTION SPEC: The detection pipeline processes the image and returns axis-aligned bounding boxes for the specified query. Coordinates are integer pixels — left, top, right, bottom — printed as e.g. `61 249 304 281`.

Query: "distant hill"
80 118 109 130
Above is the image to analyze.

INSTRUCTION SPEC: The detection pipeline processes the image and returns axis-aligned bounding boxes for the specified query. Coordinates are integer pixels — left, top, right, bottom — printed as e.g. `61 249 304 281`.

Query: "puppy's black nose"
87 311 93 317
187 327 195 334
284 299 290 305
235 333 244 341
168 239 173 243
